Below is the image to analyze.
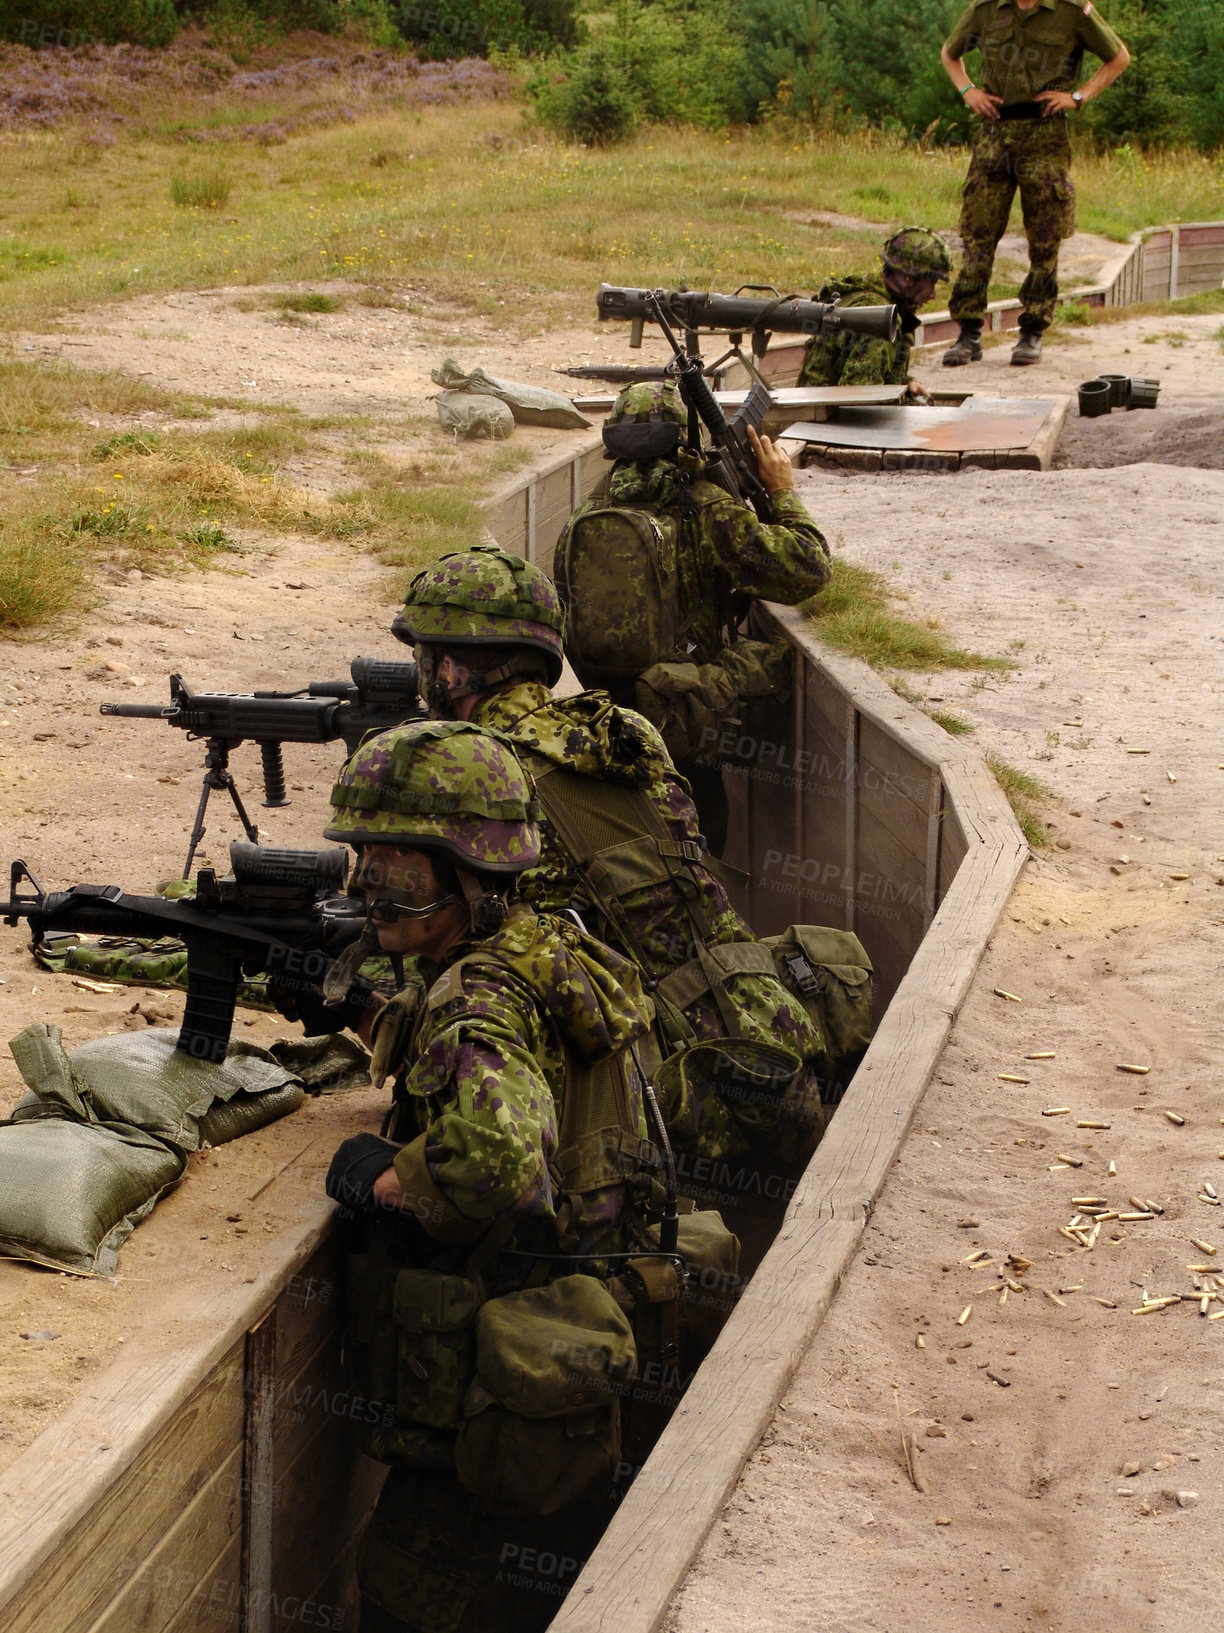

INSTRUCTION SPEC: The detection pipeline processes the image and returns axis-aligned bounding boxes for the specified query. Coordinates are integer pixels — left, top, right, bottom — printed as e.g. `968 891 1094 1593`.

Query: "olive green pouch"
761 925 874 1067
455 1274 636 1516
392 1267 483 1430
675 1209 741 1358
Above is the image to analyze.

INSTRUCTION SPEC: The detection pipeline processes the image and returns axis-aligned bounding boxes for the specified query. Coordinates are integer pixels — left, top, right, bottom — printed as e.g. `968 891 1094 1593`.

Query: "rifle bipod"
182 737 262 879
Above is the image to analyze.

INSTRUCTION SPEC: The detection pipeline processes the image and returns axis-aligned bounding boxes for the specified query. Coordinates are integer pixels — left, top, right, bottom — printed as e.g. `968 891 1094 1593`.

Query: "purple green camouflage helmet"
605 380 687 428
324 719 542 872
391 544 566 685
882 226 952 282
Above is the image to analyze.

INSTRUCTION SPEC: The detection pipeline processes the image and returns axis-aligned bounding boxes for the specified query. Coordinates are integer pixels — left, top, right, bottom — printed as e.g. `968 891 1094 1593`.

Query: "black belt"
997 101 1060 120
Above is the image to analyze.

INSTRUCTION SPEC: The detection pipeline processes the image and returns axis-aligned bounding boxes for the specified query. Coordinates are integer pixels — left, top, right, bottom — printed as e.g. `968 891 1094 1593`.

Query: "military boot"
941 328 983 367
1010 330 1043 366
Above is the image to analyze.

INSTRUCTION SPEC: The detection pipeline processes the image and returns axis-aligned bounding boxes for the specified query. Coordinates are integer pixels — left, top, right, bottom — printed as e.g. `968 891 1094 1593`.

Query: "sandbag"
268 1031 372 1095
431 357 590 429
0 1116 185 1277
435 389 514 441
196 1082 306 1146
9 1025 305 1151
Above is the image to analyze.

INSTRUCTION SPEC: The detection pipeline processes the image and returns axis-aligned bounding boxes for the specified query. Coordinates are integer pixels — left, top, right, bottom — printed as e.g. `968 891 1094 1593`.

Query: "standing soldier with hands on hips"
939 0 1129 369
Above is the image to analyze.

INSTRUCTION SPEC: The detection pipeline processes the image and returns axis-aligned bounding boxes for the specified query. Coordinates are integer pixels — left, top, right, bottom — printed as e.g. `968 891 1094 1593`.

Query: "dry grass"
0 86 1220 331
805 560 1012 674
985 753 1052 849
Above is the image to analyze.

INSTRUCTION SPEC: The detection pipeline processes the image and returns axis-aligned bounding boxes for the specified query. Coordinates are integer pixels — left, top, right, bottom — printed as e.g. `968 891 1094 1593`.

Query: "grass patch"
985 753 1051 849
0 537 91 632
0 101 1219 329
170 164 233 211
275 292 343 314
806 560 1012 673
930 709 974 736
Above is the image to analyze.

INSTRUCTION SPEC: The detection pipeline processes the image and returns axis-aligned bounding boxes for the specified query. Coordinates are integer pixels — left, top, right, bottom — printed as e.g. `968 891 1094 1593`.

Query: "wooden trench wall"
0 441 1026 1633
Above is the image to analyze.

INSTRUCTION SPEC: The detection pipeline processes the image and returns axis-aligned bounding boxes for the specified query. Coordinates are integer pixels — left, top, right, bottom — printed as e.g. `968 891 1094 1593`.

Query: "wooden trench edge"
547 605 1029 1633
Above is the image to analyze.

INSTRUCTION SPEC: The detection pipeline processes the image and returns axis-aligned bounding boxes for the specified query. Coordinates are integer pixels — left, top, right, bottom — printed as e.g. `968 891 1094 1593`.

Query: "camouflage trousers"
358 1466 606 1633
948 117 1076 335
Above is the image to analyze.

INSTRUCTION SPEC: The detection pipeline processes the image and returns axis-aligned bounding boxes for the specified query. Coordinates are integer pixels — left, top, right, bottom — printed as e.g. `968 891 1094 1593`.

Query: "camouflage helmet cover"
882 226 952 282
392 544 566 684
605 380 687 429
324 718 542 873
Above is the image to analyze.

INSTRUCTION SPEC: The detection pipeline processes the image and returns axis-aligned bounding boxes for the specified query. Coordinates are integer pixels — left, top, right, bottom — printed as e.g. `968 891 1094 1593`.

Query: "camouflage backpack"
554 499 684 689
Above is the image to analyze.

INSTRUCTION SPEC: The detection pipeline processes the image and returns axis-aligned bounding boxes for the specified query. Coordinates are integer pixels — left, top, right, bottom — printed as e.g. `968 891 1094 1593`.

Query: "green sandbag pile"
0 1025 368 1277
431 357 591 439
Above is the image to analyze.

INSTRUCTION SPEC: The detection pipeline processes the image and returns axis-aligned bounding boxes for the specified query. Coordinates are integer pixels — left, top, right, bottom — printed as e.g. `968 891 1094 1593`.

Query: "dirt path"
668 320 1224 1633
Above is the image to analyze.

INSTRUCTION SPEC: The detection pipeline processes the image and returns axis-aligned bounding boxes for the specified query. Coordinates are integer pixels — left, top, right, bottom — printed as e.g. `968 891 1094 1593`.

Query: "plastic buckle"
784 953 820 998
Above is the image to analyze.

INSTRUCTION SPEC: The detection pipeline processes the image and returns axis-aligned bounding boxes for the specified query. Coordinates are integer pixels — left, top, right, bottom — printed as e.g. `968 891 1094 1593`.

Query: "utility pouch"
761 925 874 1075
345 1254 482 1448
674 1209 741 1359
454 1274 636 1516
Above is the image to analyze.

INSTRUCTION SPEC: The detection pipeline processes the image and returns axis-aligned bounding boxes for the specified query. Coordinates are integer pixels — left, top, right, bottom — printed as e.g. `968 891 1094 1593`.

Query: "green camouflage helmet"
392 545 566 685
882 226 952 282
324 719 542 873
605 380 687 428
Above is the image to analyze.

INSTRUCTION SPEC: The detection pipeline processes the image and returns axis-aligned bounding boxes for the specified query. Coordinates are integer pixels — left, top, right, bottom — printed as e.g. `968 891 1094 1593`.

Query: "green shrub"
0 0 178 47
400 0 580 61
530 45 640 145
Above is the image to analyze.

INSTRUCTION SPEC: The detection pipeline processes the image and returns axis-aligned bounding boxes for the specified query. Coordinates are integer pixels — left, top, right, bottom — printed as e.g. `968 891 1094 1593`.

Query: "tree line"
3 0 1220 150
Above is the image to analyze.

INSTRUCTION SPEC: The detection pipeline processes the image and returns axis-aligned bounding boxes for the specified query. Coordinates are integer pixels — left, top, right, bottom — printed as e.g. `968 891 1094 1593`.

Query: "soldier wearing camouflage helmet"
394 544 833 1182
554 378 831 852
321 717 658 1632
798 227 951 401
940 0 1129 367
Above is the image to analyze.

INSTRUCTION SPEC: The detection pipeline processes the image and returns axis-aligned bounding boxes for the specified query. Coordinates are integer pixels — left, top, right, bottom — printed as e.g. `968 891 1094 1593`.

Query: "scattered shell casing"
1206 1183 1219 1199
1132 1298 1178 1314
956 1305 972 1326
1108 1161 1117 1177
1187 1264 1217 1274
1059 1284 1083 1294
1200 1295 1212 1316
999 1286 1009 1306
1144 1199 1165 1215
1072 1197 1107 1206
915 1333 926 1349
1086 1222 1102 1249
1208 1309 1224 1322
1043 1289 1067 1307
1078 1120 1111 1130
1117 1063 1150 1075
994 988 1023 1003
1118 1211 1155 1222
998 1074 1030 1084
1091 1296 1117 1308
1049 1163 1072 1171
1164 1111 1186 1126
1026 1051 1056 1060
1167 771 1177 783
961 1249 989 1265
1057 1155 1085 1168
1043 1108 1071 1117
1191 1239 1217 1256
1058 1226 1080 1243
1170 872 1189 881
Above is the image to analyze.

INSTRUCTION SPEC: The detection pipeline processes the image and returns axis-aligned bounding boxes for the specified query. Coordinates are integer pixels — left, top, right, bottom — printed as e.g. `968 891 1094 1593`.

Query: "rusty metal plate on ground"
781 396 1058 452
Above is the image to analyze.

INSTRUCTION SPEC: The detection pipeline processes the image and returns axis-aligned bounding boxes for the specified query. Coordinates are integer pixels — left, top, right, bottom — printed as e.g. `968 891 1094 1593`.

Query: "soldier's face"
885 270 940 311
354 845 468 958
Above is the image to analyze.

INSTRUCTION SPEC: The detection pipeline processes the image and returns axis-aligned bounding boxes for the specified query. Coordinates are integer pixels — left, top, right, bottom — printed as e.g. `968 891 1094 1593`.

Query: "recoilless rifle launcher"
2 843 366 1064
101 656 425 877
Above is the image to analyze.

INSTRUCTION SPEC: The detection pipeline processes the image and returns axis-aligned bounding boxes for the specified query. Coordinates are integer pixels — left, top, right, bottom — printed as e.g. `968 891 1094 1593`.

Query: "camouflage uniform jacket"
470 680 827 1162
372 902 652 1257
798 273 916 389
945 0 1124 102
604 455 831 667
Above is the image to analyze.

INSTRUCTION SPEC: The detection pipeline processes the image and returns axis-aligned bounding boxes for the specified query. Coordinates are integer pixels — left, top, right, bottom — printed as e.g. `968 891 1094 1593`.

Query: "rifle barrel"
598 284 898 344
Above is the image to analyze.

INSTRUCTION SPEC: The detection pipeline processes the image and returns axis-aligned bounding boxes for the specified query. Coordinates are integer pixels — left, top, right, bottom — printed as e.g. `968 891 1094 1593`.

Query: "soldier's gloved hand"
268 973 380 1038
903 380 934 405
326 1134 401 1211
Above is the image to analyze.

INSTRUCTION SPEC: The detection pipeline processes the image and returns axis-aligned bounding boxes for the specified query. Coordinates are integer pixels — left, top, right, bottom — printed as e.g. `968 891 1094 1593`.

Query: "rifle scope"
228 842 349 894
597 284 899 344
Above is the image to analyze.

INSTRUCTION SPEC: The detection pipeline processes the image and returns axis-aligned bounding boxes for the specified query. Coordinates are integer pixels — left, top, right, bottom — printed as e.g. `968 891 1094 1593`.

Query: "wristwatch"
1071 90 1084 109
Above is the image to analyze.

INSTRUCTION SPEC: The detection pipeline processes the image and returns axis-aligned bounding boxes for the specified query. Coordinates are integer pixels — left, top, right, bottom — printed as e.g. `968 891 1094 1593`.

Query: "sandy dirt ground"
1 283 1222 1633
668 320 1224 1632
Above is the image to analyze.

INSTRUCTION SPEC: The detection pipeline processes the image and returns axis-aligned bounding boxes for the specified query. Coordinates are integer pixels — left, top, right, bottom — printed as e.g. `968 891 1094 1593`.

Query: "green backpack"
554 500 683 688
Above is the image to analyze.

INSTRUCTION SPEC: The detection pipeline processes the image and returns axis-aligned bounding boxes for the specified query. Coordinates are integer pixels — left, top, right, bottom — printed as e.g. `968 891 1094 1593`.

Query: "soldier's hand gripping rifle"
2 844 370 1064
101 657 425 877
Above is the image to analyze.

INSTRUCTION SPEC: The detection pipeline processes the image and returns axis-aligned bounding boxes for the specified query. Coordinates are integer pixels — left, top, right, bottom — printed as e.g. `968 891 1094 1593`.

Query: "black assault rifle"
644 289 774 517
2 844 367 1063
101 657 424 877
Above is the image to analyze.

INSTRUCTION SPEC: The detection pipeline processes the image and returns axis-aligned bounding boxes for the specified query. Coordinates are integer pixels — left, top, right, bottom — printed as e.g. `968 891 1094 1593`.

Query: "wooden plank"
85 1444 245 1633
852 912 922 1015
0 1341 246 1633
857 717 935 833
0 1199 340 1629
274 1236 343 1389
1020 393 1070 472
162 1535 243 1633
938 802 969 905
271 1403 385 1615
243 1309 278 1633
